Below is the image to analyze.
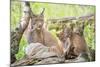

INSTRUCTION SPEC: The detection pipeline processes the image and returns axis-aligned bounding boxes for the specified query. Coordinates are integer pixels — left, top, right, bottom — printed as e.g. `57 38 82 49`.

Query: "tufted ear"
25 2 30 7
40 8 45 16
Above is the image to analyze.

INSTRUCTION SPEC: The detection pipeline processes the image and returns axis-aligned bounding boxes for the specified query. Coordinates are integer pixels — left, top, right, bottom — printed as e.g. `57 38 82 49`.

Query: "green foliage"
15 36 28 60
11 1 95 60
29 2 95 20
84 21 95 49
11 1 22 29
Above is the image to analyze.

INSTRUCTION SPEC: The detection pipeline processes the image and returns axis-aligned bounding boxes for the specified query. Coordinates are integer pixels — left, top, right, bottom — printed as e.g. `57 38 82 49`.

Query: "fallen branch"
47 14 95 23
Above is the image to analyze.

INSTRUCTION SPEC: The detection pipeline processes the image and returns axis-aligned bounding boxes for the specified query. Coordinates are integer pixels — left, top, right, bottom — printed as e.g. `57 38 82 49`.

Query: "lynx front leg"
63 38 72 55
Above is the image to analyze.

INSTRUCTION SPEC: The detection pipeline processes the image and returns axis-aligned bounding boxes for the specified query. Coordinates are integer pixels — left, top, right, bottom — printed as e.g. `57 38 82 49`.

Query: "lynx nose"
38 23 43 27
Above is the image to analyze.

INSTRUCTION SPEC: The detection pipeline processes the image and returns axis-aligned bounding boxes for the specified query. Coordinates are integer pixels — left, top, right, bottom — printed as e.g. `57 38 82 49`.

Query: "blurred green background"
11 1 95 60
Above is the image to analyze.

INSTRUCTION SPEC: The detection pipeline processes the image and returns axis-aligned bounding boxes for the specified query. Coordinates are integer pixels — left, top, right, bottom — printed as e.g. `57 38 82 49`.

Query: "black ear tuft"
40 8 45 15
25 2 30 7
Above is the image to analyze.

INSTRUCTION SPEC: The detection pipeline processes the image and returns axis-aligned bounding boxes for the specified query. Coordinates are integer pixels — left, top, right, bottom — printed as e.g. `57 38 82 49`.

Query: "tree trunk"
11 2 31 63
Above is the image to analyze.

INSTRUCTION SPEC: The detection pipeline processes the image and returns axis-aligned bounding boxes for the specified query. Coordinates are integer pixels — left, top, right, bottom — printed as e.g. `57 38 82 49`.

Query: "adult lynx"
24 8 64 58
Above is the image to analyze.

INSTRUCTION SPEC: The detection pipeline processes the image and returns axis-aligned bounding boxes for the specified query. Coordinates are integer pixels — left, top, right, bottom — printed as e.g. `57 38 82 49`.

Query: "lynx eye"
40 19 43 21
34 18 38 20
32 22 36 25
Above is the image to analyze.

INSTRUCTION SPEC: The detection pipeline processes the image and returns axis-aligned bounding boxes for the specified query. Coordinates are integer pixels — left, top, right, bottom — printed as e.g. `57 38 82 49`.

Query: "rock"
65 52 89 63
25 43 57 59
35 57 65 65
11 43 65 66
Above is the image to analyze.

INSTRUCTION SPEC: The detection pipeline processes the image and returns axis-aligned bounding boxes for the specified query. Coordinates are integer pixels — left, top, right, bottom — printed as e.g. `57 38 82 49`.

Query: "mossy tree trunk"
11 2 31 63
